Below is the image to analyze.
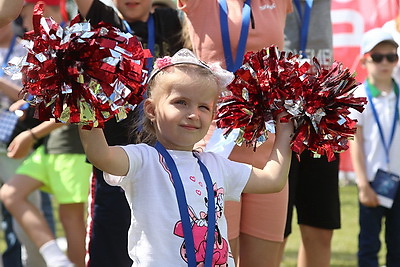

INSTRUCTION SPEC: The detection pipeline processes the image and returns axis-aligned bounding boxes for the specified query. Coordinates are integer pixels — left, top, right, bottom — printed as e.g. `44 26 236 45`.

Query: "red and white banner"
332 0 399 82
331 0 399 171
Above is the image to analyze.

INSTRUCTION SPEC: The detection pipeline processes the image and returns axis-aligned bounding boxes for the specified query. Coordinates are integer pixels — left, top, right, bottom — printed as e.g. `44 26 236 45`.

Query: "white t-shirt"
350 82 400 182
104 143 252 266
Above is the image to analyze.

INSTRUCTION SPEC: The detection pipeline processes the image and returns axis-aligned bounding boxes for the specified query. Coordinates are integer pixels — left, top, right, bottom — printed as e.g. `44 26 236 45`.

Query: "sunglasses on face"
367 53 399 63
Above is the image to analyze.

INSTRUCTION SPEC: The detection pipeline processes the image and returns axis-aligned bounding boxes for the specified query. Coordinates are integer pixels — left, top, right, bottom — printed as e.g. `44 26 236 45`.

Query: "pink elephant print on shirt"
173 184 229 266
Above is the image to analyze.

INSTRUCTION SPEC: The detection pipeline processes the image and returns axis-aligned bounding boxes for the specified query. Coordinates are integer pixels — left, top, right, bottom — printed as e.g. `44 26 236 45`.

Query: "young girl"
79 49 293 266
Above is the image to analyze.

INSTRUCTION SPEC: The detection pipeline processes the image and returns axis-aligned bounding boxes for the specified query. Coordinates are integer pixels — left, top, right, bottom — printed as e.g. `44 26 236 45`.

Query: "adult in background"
178 1 292 266
73 0 185 266
0 20 44 267
278 1 341 267
1 1 91 266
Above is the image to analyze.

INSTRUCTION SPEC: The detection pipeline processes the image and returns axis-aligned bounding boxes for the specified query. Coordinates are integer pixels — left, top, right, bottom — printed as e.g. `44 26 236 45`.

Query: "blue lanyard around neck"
154 142 216 267
364 81 399 164
293 0 313 58
0 35 17 77
219 0 251 72
122 13 155 72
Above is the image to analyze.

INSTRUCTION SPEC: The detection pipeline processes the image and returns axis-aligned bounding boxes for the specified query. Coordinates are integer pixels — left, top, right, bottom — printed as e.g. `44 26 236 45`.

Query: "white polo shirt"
350 81 400 181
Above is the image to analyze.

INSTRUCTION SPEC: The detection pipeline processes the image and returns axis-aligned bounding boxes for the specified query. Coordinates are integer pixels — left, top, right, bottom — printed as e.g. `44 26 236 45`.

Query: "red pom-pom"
15 3 152 128
216 46 367 161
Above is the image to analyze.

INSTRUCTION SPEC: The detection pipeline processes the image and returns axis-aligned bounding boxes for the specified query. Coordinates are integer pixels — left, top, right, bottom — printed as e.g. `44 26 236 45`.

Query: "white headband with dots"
148 48 234 88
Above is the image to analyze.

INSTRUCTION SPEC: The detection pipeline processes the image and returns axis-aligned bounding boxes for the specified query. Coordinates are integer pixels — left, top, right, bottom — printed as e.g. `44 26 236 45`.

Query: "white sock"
39 240 73 267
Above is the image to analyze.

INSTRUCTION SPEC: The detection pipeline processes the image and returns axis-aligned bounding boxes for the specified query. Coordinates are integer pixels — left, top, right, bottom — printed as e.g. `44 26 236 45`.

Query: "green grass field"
0 185 388 266
281 184 387 267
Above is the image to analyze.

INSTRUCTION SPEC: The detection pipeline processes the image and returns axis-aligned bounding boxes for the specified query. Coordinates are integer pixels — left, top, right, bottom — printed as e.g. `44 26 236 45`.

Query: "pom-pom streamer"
216 46 367 161
5 3 152 128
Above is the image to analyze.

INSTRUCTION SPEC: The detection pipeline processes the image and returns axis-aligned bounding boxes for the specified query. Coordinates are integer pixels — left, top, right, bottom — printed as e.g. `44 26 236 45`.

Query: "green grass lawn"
281 184 387 267
0 185 388 266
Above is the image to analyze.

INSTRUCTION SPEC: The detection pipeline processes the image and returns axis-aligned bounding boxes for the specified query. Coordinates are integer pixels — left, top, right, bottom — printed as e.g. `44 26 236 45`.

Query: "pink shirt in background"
178 0 293 243
178 0 292 68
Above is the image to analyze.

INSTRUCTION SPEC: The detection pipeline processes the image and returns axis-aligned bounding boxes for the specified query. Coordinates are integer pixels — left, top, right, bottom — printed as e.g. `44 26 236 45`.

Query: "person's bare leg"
239 233 283 267
59 203 86 267
298 224 333 267
228 237 239 266
12 190 47 267
0 175 54 248
277 237 288 264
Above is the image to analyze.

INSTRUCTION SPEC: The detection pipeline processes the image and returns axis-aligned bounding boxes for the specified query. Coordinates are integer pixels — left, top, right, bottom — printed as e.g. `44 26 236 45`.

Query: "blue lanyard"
154 142 216 267
219 0 251 72
293 0 313 58
122 13 155 72
364 81 399 164
0 35 17 77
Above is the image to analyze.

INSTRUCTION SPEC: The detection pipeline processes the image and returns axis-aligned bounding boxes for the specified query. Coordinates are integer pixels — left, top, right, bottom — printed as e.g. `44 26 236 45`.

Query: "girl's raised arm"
79 127 129 176
0 0 23 28
243 115 293 194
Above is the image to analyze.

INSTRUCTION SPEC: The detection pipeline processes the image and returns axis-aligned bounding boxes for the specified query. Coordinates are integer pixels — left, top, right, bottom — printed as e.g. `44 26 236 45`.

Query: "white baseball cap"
360 28 398 55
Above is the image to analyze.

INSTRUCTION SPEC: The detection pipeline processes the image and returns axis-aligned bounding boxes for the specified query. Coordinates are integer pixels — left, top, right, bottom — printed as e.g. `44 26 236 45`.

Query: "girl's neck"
368 76 393 93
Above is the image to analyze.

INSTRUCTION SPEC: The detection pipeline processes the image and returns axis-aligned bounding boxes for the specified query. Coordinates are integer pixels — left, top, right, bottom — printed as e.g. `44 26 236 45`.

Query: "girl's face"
362 42 399 82
145 70 219 151
113 0 152 23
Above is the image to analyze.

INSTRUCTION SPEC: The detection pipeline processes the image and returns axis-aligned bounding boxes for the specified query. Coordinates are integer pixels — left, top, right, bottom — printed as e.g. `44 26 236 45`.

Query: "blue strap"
364 81 399 164
122 19 132 34
146 14 155 72
294 0 313 58
194 154 216 267
123 15 155 131
122 14 155 72
154 142 216 266
0 35 17 77
219 0 251 71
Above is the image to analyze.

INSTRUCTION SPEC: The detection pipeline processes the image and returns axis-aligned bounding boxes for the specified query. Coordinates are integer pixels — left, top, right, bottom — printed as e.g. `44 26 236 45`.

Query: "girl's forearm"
78 127 129 176
263 121 293 191
78 127 109 164
0 0 23 27
244 119 293 194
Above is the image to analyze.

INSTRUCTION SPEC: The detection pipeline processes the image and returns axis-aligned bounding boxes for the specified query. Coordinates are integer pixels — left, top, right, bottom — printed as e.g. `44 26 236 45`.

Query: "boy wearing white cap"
350 28 400 267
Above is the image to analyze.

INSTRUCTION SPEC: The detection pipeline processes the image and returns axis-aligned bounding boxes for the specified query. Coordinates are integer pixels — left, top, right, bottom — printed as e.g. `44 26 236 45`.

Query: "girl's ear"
144 98 156 122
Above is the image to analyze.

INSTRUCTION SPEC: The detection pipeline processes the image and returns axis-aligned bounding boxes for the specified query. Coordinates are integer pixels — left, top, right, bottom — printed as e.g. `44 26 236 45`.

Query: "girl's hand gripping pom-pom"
5 3 152 129
216 46 307 150
215 46 368 161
